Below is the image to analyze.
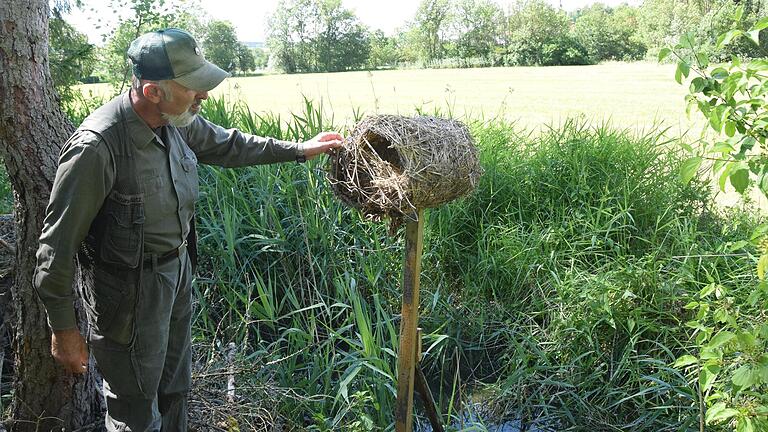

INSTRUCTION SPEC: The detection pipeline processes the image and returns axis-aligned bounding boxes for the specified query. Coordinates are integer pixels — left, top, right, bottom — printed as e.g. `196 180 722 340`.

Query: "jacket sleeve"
180 115 300 167
33 131 115 331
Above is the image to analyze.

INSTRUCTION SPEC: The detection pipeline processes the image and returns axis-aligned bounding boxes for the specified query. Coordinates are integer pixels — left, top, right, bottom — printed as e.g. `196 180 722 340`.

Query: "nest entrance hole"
364 131 402 171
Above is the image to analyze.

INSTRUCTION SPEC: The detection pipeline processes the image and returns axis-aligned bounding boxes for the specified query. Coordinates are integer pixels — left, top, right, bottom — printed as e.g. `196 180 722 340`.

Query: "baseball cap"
127 28 230 92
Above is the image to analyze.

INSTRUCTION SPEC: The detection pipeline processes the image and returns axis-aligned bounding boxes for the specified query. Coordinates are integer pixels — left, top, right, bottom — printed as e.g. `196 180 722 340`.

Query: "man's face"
157 80 208 127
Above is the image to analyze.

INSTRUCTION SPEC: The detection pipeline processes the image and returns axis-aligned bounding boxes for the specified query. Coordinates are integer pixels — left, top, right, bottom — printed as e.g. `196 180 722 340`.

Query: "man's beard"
162 109 197 127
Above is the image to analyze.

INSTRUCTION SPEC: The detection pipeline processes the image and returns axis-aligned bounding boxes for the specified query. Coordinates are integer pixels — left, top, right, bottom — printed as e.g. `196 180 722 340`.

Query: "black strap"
187 214 198 274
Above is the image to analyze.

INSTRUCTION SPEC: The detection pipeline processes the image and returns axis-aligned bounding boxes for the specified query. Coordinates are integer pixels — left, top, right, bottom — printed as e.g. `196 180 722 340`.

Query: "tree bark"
0 1 103 430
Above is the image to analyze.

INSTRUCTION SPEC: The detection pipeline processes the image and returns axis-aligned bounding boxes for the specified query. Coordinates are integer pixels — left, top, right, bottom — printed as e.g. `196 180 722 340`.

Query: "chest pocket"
99 190 145 268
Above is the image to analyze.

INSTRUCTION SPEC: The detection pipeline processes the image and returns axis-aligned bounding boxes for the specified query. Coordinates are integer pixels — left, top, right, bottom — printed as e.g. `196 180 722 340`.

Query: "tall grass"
58 95 761 430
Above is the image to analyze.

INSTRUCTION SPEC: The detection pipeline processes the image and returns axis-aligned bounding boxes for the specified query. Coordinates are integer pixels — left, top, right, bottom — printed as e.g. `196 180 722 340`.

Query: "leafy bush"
662 6 768 431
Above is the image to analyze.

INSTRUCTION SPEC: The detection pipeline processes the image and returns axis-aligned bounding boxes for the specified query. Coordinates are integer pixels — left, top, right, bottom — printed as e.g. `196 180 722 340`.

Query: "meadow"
80 62 698 133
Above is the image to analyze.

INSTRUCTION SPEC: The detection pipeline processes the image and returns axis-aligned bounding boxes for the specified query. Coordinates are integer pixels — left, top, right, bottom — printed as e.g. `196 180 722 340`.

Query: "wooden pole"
395 209 425 432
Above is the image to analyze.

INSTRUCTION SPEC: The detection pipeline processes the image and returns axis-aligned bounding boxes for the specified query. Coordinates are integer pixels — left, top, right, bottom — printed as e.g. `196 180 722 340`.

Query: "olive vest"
73 96 195 344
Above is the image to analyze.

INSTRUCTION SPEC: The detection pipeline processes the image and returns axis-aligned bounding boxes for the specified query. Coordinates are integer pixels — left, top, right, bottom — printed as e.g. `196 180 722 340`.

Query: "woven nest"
328 115 482 228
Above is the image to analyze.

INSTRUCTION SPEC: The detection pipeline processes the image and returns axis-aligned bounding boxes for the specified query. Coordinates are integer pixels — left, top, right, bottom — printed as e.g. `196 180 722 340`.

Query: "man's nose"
196 91 208 100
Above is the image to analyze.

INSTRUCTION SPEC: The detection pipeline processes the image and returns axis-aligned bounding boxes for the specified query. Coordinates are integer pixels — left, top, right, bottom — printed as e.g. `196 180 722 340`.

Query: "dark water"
418 420 528 431
416 405 546 432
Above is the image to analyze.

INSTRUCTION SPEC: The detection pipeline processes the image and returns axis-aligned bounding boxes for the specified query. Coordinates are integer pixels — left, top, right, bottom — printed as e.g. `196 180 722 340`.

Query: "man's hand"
302 132 344 160
51 328 88 374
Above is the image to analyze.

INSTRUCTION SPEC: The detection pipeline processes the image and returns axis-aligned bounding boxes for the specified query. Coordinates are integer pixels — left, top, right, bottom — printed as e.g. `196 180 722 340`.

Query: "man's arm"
34 131 114 373
181 116 341 166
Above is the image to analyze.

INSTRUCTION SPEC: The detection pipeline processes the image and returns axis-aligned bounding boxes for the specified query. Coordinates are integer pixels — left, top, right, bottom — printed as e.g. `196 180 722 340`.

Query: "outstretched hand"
302 132 344 160
51 328 89 374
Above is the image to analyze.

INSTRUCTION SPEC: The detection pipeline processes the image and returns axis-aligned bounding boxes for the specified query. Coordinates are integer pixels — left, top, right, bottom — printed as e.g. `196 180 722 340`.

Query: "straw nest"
328 115 482 228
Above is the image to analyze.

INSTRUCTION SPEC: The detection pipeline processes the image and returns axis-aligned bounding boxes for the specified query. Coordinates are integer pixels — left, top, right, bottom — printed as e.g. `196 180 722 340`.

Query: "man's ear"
142 82 164 103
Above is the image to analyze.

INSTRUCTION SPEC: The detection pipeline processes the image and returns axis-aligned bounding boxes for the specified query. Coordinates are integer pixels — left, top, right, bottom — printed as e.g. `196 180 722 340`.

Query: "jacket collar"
121 91 162 149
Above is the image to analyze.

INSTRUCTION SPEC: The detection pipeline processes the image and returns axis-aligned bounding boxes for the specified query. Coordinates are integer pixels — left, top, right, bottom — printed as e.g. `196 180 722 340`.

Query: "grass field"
80 62 698 133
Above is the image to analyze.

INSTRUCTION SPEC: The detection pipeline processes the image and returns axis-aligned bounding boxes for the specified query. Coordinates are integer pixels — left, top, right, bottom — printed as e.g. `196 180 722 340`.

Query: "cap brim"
173 61 230 92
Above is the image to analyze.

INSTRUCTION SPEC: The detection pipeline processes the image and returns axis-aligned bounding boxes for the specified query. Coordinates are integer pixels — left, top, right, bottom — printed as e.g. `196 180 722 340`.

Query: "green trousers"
89 248 193 432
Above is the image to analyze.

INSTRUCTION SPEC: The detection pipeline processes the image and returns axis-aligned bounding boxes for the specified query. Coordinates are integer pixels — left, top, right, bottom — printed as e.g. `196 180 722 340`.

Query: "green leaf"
747 59 768 71
750 224 768 242
700 348 721 360
679 61 690 78
759 254 768 280
709 105 729 132
699 283 717 297
740 136 756 154
684 301 699 310
705 402 739 424
674 355 698 368
748 29 761 46
690 77 706 93
680 32 695 49
760 364 768 384
751 16 768 31
730 168 750 193
712 67 729 79
727 240 750 252
658 47 672 62
696 52 709 68
732 365 757 388
725 122 736 137
734 5 744 22
761 172 768 197
699 364 719 392
737 417 755 432
708 330 736 348
737 332 757 349
720 162 735 191
680 157 703 183
336 363 362 402
717 30 742 49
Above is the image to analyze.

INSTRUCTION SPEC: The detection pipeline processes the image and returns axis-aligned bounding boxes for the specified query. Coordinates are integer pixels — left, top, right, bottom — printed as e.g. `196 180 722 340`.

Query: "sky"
65 0 643 45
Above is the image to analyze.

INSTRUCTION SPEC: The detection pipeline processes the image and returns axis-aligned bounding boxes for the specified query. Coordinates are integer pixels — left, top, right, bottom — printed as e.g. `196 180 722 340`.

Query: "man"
33 28 342 431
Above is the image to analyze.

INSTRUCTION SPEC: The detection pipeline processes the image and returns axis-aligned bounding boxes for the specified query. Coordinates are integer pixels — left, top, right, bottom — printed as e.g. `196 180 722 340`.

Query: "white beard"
162 109 197 128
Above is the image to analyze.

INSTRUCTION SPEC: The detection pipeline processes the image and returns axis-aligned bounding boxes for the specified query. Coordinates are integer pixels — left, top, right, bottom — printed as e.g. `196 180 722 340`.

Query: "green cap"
127 28 230 92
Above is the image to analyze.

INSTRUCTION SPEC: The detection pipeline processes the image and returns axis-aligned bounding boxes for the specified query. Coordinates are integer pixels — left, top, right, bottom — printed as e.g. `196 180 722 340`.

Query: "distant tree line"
51 0 768 88
265 0 768 72
50 0 267 93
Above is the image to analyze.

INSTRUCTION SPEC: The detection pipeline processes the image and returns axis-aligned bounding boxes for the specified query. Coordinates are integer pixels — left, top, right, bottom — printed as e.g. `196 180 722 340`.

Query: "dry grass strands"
328 115 482 227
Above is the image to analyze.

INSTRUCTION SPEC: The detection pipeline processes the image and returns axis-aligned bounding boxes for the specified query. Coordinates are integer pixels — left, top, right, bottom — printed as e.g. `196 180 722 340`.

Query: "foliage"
250 47 269 70
662 5 768 431
236 46 256 73
97 0 204 87
638 0 767 60
445 0 503 60
408 0 452 62
267 0 370 73
501 0 590 66
367 30 400 69
48 9 96 103
202 20 241 72
572 4 646 62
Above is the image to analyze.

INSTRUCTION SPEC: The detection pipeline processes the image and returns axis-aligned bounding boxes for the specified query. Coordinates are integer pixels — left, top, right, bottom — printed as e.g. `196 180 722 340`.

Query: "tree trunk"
0 1 103 430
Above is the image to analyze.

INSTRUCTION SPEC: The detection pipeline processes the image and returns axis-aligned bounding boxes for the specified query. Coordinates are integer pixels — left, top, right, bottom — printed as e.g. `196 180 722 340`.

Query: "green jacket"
34 92 300 331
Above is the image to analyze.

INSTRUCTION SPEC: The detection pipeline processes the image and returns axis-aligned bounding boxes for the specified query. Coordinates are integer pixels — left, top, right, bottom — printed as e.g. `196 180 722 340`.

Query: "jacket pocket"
84 267 137 345
99 190 145 268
